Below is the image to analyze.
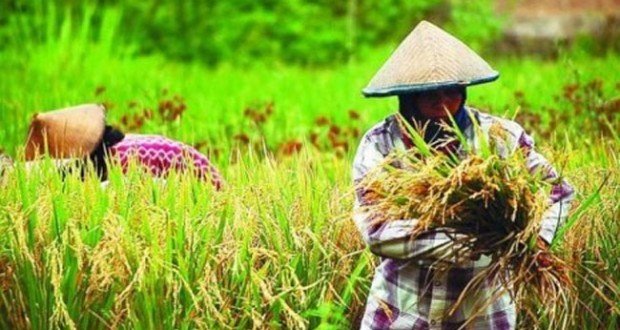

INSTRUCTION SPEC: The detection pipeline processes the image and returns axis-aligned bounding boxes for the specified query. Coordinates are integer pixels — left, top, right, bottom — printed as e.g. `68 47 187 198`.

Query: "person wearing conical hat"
352 21 575 329
22 104 223 189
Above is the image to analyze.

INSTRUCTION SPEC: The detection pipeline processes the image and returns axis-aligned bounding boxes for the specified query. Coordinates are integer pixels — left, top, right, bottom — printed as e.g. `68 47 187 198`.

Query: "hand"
535 237 572 286
535 237 553 269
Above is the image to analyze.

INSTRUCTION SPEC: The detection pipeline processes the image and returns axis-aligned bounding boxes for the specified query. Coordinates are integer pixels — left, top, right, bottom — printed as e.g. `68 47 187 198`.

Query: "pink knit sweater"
109 134 223 189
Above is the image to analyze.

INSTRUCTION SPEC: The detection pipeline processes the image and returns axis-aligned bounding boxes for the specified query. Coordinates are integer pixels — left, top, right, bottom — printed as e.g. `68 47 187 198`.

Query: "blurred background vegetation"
0 0 507 66
0 0 618 155
0 0 619 157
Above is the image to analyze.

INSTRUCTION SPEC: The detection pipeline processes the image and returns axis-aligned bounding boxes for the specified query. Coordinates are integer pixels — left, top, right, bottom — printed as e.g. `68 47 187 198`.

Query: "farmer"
22 104 223 189
352 21 574 329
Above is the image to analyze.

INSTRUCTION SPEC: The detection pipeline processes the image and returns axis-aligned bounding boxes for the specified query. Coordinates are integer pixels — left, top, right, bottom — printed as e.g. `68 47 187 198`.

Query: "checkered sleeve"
352 134 467 262
518 132 575 244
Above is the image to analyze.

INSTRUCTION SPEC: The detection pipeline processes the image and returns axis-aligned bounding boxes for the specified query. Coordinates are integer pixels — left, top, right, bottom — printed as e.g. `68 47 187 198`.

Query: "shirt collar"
394 106 473 150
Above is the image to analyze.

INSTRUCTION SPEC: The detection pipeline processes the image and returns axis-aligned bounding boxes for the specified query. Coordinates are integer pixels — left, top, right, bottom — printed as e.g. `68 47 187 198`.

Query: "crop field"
0 2 619 329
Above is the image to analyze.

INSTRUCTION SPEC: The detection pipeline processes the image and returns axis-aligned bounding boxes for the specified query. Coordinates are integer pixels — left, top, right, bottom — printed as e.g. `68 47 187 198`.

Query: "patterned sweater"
109 134 223 189
352 108 575 330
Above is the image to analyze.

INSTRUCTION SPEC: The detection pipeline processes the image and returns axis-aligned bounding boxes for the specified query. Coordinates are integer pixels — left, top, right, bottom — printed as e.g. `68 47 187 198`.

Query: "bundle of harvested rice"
357 115 572 309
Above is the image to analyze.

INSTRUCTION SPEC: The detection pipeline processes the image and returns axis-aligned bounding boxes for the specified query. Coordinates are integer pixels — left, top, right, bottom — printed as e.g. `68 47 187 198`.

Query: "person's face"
413 88 463 120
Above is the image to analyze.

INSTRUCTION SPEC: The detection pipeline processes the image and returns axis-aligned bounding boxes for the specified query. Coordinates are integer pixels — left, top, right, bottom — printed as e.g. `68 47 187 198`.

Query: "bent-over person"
22 104 223 189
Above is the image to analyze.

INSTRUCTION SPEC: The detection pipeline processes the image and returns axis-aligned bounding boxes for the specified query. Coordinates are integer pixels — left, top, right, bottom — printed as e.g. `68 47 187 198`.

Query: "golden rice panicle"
357 116 579 317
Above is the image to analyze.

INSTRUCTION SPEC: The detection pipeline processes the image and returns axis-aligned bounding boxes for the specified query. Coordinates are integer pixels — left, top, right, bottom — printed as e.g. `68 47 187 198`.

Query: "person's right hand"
535 237 553 269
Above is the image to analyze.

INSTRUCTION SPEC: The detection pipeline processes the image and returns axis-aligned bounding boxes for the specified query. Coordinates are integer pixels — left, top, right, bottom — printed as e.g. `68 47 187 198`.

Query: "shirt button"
430 319 437 325
434 280 441 286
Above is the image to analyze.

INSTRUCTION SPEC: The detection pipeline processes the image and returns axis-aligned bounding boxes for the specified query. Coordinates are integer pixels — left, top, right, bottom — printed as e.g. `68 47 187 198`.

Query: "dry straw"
357 113 587 325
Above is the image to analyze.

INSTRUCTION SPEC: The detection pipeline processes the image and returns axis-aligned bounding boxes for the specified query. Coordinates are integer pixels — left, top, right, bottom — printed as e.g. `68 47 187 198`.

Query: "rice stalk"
356 115 611 325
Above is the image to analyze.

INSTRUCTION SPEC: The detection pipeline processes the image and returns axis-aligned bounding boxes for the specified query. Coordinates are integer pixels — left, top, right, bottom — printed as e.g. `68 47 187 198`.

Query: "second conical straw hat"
25 104 106 160
363 21 498 97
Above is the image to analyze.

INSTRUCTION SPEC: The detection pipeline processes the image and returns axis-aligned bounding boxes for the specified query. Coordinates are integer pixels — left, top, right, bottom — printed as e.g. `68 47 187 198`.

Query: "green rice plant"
523 144 620 329
0 134 617 328
0 150 373 329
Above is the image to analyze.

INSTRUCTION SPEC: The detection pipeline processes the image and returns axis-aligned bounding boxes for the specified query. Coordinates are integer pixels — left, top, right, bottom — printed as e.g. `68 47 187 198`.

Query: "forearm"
353 208 469 262
539 179 575 244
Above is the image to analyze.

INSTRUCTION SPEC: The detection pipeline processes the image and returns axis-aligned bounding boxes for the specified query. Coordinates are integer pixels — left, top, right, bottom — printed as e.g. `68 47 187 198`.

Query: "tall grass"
0 151 371 329
0 141 618 329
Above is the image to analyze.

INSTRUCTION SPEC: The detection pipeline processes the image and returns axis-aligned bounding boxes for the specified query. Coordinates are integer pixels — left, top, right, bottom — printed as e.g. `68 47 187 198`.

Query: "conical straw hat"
25 104 106 160
363 21 498 97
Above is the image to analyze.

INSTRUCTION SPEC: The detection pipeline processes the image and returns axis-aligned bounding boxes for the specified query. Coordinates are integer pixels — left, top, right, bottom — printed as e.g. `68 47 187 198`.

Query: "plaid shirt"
352 108 575 330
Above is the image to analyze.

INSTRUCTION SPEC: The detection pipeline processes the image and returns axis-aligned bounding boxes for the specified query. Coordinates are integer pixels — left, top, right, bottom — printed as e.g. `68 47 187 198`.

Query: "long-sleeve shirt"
352 107 575 330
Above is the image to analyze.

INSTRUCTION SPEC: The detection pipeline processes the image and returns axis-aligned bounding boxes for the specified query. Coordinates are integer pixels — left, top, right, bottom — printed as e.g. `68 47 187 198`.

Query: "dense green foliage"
1 0 502 65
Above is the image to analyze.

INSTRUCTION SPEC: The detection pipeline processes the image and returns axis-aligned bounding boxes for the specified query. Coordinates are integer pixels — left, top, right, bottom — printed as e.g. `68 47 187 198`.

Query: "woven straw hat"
25 104 106 160
363 21 498 97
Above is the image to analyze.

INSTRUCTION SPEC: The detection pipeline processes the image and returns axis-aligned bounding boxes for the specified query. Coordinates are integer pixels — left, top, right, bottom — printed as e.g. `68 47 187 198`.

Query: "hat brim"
362 73 499 98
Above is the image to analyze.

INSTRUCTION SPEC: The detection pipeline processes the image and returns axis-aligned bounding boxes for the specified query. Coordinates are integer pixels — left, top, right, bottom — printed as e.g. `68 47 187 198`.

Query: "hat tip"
417 20 436 28
31 112 43 122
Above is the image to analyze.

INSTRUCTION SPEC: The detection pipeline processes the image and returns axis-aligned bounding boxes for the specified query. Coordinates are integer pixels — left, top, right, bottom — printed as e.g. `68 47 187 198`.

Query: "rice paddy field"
0 3 619 330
